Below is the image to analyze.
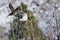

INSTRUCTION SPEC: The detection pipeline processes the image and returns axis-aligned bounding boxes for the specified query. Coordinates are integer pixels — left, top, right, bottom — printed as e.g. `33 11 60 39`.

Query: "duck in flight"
8 3 28 21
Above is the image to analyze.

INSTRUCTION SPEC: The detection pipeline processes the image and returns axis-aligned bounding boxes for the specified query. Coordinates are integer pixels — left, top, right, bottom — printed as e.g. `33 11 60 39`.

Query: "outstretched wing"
8 3 20 16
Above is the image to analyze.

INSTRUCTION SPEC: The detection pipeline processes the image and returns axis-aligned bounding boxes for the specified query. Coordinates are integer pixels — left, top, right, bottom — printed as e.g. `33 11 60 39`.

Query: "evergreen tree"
9 2 44 40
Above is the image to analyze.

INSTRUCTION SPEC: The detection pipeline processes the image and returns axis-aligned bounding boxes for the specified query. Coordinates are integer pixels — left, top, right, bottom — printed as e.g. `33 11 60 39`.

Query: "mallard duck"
8 3 28 21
